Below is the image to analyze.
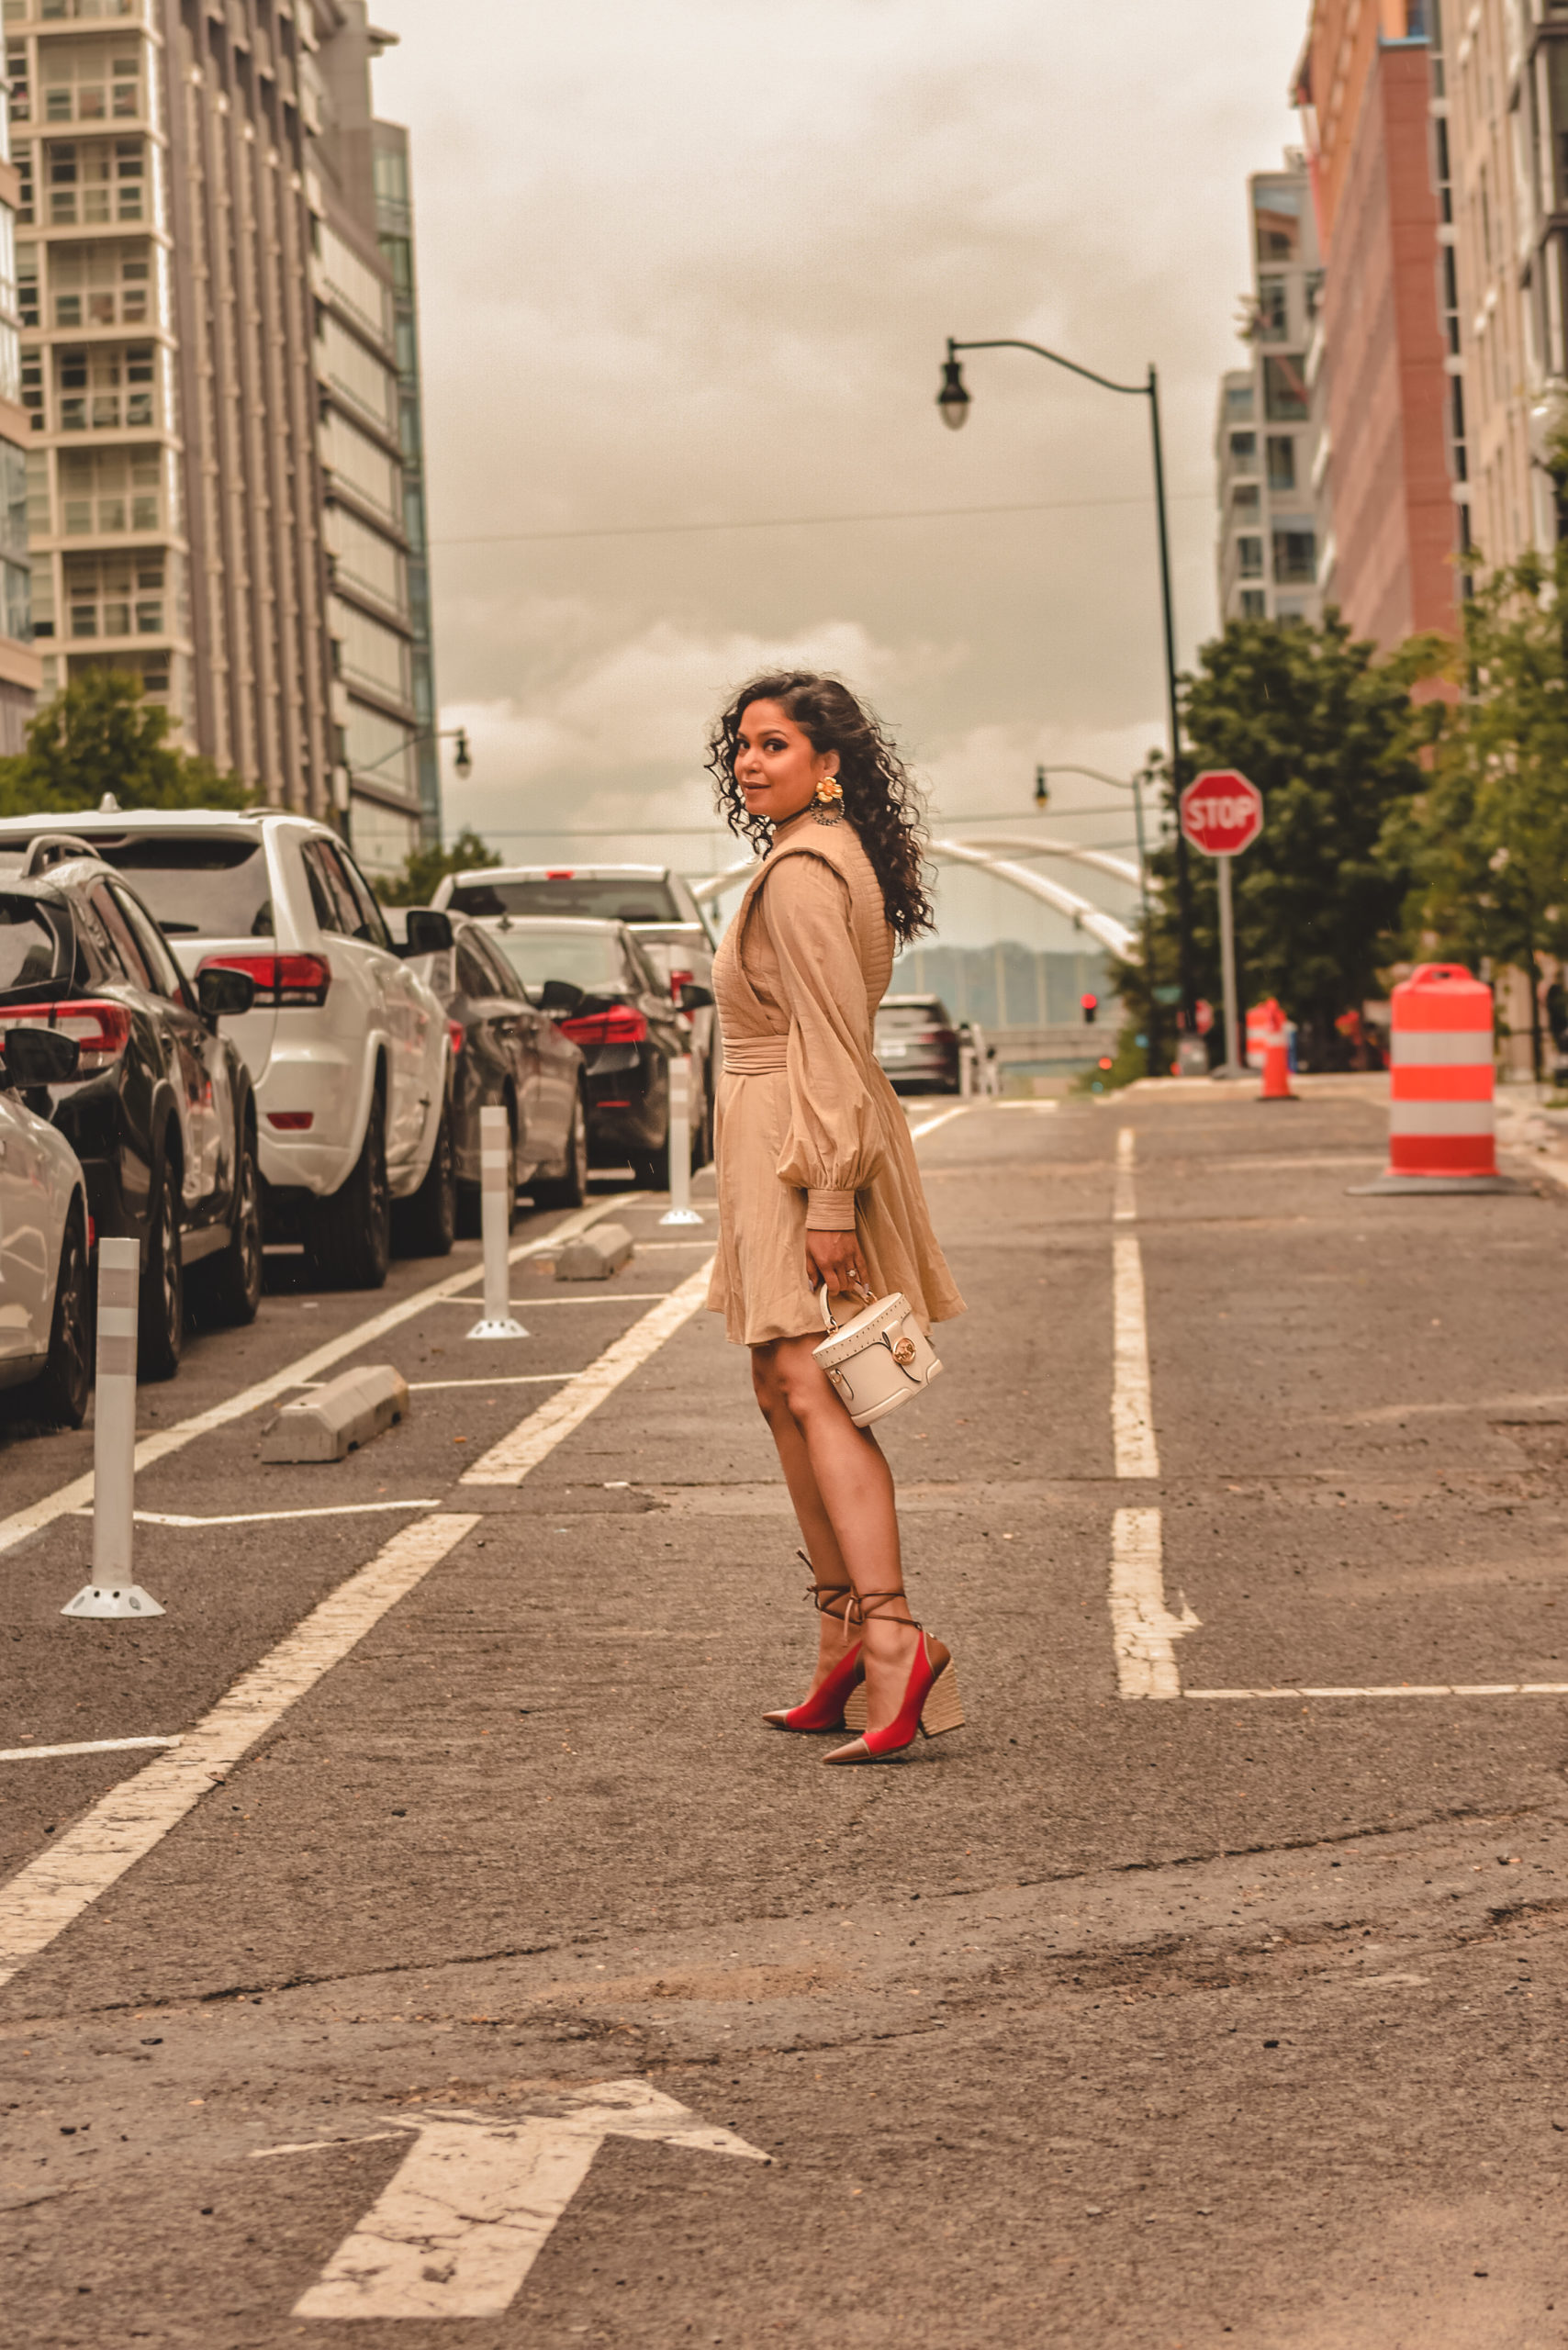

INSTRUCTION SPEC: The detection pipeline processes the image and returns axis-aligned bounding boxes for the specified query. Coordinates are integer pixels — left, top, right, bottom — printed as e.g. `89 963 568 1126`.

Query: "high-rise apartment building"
1294 0 1457 649
371 114 436 846
1214 152 1327 627
7 0 432 871
0 70 38 749
1439 0 1568 571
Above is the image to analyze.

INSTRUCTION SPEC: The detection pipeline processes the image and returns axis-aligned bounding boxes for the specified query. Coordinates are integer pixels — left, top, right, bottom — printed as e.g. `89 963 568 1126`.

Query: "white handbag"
813 1283 943 1427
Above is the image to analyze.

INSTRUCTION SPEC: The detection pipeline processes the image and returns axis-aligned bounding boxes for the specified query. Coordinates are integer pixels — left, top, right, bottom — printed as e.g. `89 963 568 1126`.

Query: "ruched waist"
721 1035 790 1074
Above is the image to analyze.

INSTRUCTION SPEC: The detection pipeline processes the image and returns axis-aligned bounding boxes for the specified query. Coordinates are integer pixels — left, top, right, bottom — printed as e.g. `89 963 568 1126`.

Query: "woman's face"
734 700 839 826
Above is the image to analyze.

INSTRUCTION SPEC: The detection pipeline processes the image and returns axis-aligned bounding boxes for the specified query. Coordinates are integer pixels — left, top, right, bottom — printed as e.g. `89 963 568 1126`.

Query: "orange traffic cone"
1259 999 1295 1102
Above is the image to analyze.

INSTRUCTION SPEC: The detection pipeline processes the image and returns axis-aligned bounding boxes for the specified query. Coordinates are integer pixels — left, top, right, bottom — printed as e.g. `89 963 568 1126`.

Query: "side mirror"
537 978 585 1013
197 966 257 1022
402 909 454 957
2 1024 82 1089
678 981 713 1012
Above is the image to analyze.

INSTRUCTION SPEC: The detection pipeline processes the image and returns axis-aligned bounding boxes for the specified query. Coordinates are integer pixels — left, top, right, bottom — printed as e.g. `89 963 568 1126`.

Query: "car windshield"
92 835 274 937
0 897 66 997
484 923 624 992
451 876 678 923
878 1000 952 1029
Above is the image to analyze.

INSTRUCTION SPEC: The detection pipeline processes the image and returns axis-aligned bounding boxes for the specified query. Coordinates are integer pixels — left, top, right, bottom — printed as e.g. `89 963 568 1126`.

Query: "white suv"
0 809 453 1289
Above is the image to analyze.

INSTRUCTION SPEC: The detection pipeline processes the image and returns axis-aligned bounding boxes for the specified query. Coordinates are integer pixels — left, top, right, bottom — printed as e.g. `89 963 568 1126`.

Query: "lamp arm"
946 335 1147 400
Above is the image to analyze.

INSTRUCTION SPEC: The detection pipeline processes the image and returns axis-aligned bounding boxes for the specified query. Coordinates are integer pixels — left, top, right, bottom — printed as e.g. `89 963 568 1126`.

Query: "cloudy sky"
372 0 1305 947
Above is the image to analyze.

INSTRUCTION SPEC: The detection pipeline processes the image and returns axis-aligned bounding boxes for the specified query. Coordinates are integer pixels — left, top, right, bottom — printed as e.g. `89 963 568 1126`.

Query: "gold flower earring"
812 775 844 827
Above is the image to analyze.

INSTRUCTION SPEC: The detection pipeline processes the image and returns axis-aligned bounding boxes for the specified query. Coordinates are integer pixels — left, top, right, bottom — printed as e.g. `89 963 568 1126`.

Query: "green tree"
1117 615 1426 1069
1390 542 1568 1079
375 825 499 906
0 668 251 815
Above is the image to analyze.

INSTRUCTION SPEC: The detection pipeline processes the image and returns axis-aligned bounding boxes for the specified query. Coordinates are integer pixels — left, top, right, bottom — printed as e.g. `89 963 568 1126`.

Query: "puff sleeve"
755 851 884 1228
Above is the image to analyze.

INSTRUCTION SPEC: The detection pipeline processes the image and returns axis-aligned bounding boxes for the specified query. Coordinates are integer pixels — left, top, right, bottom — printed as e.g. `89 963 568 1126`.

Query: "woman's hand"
806 1227 867 1300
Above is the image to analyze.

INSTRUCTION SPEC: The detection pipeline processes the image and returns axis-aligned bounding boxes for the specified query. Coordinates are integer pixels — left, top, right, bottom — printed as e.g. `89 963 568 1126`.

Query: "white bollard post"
465 1104 530 1339
62 1236 163 1618
659 1054 704 1226
958 1045 975 1099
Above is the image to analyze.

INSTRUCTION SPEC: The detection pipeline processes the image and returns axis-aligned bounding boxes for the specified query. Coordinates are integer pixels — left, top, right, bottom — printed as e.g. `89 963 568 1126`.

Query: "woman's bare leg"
752 1334 920 1729
752 1342 857 1687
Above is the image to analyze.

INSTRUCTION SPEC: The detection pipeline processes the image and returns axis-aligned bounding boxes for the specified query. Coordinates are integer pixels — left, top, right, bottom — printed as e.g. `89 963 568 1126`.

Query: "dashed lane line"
0 1194 635 1567
1111 1233 1159 1478
1114 1124 1136 1222
908 1104 973 1140
0 1248 718 1992
99 1501 443 1528
1108 1507 1199 1699
1 1737 180 1763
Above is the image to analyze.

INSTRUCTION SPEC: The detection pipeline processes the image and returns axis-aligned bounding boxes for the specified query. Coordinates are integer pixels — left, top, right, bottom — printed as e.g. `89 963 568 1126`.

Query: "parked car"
476 915 692 1188
0 810 454 1289
0 1022 92 1426
386 907 588 1229
873 995 962 1094
0 840 263 1378
432 864 720 1162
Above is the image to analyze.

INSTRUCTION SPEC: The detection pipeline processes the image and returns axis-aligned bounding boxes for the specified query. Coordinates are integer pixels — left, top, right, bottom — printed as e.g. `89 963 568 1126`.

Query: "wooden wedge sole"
920 1662 964 1737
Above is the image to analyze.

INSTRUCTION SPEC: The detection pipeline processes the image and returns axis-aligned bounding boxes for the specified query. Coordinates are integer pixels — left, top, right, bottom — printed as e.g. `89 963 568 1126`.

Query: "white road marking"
0 1195 637 1566
461 1262 714 1484
1109 1506 1199 1699
408 1374 571 1393
1111 1234 1159 1477
1184 1684 1568 1700
431 1292 668 1307
288 2082 766 2322
637 1238 719 1248
909 1104 972 1140
1114 1124 1137 1222
70 1501 442 1528
0 1515 477 1991
252 2131 409 2159
0 1736 180 1763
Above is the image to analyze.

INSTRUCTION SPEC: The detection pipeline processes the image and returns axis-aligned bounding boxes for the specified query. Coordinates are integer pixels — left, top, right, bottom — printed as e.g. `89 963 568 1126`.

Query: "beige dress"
706 810 966 1347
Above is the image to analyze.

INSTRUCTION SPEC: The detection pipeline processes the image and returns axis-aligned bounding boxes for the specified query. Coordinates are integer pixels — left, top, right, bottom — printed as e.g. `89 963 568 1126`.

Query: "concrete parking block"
259 1364 410 1462
554 1222 635 1281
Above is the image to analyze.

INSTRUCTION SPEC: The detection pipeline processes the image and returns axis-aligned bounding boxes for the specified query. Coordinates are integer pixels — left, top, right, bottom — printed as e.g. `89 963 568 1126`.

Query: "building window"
39 40 140 124
1239 589 1267 620
46 137 144 225
1256 277 1288 339
1232 483 1260 517
1305 268 1325 319
1266 435 1296 491
1253 182 1301 263
14 137 30 224
50 237 152 328
64 551 164 640
58 441 161 533
1225 382 1255 420
1228 430 1256 464
20 345 40 430
6 39 28 122
57 341 154 431
1238 535 1263 578
1262 354 1308 420
17 238 36 326
1272 527 1316 584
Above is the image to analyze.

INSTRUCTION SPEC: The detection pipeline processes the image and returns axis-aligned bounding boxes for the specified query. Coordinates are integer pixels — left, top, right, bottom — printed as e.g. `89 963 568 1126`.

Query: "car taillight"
4 1000 130 1072
267 1111 315 1131
446 1019 465 1058
197 951 331 1008
560 1002 649 1049
668 967 694 1001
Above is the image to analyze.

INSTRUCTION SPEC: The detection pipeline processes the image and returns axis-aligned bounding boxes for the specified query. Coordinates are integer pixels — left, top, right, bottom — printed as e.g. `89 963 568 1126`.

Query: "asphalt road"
6 1085 1568 2349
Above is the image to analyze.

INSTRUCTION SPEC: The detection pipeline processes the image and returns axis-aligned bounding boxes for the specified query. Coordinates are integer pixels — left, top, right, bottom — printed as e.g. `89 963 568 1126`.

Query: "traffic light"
1081 992 1098 1024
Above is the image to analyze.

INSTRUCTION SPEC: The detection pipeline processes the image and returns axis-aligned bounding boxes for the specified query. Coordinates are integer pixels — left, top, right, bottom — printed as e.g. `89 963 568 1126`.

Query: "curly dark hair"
705 671 935 944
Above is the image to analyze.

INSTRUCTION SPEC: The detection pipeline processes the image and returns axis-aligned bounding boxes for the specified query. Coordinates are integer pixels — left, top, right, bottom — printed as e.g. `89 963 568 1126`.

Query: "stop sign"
1180 770 1264 856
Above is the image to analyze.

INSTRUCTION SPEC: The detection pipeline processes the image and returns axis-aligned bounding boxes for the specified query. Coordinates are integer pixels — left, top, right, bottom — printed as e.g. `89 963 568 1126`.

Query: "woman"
705 672 966 1764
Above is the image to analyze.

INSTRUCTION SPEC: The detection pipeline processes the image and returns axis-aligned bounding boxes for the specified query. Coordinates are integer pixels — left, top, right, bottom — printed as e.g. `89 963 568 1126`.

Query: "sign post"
1177 771 1264 1079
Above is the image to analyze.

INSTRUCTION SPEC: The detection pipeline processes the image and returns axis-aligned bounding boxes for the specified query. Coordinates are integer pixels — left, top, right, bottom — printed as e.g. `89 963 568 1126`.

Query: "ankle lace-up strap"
846 1589 921 1631
799 1553 854 1617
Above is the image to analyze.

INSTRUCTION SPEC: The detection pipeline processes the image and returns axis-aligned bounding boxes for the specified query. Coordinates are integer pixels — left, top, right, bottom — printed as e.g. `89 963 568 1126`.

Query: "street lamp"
354 724 472 780
935 335 1197 1039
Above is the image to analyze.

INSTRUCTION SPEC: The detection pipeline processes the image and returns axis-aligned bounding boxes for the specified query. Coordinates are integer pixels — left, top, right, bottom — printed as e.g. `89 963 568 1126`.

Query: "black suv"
0 835 262 1379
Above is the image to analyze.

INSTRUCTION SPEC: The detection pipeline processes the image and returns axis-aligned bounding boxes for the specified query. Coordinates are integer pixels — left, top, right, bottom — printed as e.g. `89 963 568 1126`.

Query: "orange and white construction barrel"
1387 963 1495 1180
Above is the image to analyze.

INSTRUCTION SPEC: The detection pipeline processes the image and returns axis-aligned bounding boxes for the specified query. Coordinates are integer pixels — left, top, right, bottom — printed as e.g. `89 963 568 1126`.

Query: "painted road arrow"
279 2077 768 2321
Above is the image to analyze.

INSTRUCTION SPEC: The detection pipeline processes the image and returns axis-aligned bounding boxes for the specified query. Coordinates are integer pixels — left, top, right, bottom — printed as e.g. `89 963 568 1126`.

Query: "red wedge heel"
763 1570 865 1732
823 1594 964 1764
